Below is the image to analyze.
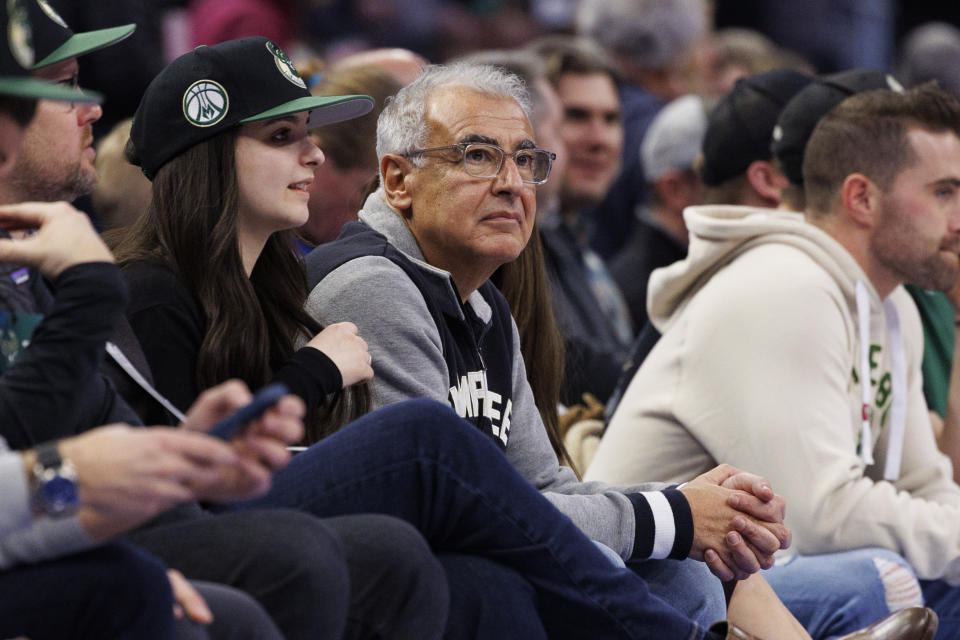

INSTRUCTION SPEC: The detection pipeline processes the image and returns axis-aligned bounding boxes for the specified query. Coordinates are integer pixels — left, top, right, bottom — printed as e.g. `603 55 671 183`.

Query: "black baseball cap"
26 0 135 69
771 69 904 185
700 69 811 186
0 0 101 101
130 37 374 180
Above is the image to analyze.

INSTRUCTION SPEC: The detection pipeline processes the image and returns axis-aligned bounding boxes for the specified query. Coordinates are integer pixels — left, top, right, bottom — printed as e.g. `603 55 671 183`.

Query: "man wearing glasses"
306 62 800 637
308 63 555 448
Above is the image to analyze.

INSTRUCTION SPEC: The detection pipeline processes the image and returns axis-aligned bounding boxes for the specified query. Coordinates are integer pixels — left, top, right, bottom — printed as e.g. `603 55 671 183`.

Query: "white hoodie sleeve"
595 242 960 583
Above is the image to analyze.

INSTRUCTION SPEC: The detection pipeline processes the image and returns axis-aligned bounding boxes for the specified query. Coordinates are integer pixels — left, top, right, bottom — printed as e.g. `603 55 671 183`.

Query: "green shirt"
905 285 954 418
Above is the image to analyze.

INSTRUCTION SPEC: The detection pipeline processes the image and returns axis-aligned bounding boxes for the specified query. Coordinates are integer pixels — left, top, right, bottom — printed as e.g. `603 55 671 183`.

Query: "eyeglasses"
403 142 556 185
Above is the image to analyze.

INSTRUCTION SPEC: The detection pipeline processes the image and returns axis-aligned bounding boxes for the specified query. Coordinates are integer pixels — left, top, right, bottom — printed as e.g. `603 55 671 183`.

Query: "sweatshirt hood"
648 204 908 480
647 205 881 331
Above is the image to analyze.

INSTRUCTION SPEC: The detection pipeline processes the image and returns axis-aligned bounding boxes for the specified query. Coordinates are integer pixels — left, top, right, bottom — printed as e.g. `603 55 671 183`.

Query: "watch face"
43 474 78 515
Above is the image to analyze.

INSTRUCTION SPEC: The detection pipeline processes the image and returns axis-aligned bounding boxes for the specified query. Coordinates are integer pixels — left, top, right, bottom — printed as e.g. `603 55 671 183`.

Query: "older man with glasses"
301 62 823 640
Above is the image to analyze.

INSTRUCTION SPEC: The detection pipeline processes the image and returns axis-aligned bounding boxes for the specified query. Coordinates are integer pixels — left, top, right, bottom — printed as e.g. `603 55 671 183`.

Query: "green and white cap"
0 0 101 101
130 36 374 180
25 0 134 69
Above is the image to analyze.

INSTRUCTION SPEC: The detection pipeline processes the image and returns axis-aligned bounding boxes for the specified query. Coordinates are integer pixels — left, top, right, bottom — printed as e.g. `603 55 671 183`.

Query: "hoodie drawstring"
855 281 875 466
854 280 906 480
883 300 906 481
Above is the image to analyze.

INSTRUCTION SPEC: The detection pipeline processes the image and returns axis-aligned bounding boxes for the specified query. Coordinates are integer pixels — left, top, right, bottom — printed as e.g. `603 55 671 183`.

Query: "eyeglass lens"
462 143 551 183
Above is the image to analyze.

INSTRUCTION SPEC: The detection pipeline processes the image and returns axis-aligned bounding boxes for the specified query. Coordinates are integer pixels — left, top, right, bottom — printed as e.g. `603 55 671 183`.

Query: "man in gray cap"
610 94 710 332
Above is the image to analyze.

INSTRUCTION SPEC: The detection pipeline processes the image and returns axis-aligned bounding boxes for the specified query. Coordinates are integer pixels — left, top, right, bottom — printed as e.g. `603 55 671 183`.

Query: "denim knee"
358 399 470 444
629 557 726 628
765 548 921 639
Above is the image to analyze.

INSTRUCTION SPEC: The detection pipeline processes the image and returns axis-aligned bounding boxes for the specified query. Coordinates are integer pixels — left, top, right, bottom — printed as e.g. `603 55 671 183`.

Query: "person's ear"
380 154 415 214
745 160 788 205
840 173 879 227
657 170 699 211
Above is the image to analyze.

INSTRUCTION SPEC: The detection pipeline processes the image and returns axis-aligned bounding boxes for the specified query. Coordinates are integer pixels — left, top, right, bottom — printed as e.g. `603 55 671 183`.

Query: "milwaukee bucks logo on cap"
182 79 229 127
35 0 67 28
7 0 34 69
266 41 306 89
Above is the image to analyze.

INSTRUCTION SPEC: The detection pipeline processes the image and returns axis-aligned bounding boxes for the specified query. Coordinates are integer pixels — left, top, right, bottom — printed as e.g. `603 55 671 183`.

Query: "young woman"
112 38 374 429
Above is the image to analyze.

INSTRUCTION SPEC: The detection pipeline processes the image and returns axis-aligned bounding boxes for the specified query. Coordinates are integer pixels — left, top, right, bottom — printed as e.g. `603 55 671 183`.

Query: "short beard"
872 201 960 292
4 161 96 203
888 253 959 292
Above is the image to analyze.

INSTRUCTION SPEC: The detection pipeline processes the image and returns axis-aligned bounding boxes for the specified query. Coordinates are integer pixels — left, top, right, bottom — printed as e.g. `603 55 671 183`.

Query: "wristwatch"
30 441 79 518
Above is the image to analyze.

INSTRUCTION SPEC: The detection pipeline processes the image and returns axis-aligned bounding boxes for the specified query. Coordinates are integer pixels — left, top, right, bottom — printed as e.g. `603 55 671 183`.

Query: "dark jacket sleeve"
123 261 342 412
272 347 342 410
0 262 138 449
123 263 212 414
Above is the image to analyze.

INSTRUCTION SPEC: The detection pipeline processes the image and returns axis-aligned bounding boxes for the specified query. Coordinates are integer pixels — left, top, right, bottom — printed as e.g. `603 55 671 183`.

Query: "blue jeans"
765 548 921 639
920 579 960 640
633 558 727 629
599 542 726 628
0 542 175 640
242 399 722 640
440 553 548 639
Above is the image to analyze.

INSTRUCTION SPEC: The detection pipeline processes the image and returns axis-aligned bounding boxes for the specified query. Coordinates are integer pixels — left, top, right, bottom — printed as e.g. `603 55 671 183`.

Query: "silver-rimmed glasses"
403 142 556 185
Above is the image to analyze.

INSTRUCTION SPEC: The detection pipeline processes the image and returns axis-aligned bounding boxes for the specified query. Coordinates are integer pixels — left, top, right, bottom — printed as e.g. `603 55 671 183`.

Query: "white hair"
575 0 706 69
376 62 532 170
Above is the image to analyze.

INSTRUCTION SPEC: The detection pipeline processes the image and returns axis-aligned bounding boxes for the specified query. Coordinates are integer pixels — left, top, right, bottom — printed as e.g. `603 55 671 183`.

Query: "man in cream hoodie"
588 84 960 634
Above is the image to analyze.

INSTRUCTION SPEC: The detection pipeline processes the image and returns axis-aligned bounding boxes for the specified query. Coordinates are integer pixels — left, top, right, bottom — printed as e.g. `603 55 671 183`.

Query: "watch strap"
34 441 62 469
31 440 78 518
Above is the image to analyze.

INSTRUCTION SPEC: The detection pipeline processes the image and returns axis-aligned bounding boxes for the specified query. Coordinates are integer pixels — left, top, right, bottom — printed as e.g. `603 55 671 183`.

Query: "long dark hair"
492 227 575 473
111 128 366 438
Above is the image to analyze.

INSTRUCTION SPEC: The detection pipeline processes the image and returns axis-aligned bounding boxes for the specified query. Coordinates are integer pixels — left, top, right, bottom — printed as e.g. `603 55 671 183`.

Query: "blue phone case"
208 383 289 440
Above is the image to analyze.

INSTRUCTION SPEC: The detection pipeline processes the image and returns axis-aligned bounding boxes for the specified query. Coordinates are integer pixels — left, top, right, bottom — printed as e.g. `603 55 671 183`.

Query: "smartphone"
208 383 289 440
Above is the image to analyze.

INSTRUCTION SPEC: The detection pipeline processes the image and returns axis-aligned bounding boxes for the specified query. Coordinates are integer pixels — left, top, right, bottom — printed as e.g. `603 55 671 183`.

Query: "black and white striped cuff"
627 489 694 560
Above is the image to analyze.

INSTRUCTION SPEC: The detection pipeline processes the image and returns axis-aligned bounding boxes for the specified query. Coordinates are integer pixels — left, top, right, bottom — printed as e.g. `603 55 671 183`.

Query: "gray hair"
376 62 532 170
575 0 706 69
455 50 551 128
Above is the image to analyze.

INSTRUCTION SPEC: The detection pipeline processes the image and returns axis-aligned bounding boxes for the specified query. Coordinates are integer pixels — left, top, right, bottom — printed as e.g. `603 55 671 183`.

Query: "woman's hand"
306 322 374 387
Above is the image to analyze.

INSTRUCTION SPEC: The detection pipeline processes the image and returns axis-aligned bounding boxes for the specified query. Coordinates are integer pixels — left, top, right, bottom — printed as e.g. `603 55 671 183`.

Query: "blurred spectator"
298 64 402 248
574 0 709 260
609 94 711 332
715 0 894 73
332 48 427 86
896 22 960 95
189 0 304 50
528 35 633 404
305 0 442 60
92 118 151 232
705 28 814 94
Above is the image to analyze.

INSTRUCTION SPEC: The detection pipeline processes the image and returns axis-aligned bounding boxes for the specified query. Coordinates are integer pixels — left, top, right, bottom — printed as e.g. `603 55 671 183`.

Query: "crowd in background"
7 0 960 638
